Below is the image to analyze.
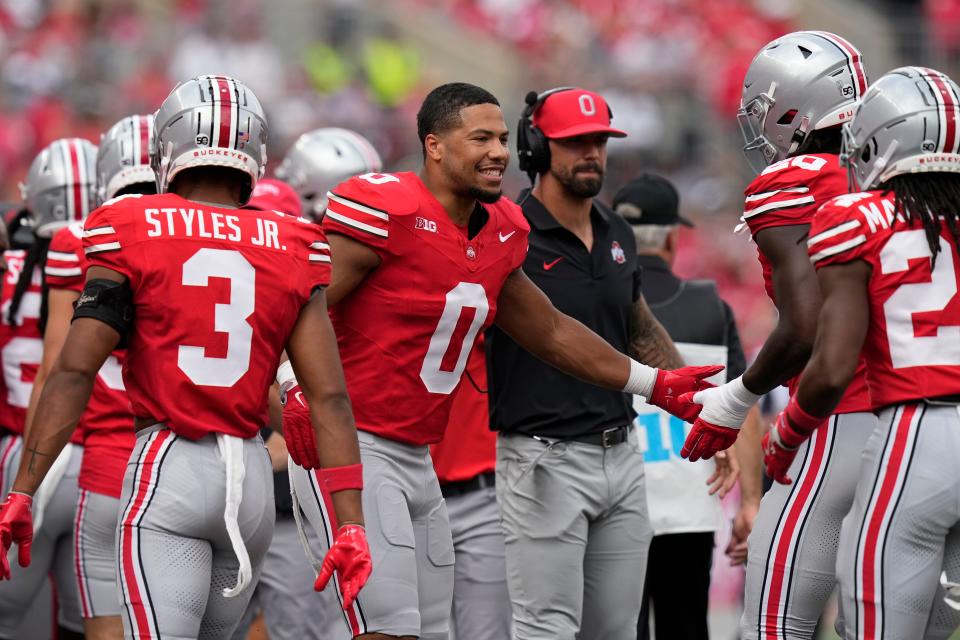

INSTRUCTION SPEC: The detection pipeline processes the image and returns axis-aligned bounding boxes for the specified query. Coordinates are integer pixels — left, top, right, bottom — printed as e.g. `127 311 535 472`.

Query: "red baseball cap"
533 89 627 140
247 178 302 217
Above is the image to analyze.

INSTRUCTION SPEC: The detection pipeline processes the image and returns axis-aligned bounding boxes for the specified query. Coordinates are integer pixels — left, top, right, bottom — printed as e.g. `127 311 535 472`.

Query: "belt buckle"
601 427 618 448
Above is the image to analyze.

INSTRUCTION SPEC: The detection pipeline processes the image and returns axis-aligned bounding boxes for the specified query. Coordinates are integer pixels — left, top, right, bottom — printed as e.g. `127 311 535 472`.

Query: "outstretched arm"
630 296 684 369
493 268 718 419
742 224 822 393
12 266 122 495
763 260 870 484
285 289 363 526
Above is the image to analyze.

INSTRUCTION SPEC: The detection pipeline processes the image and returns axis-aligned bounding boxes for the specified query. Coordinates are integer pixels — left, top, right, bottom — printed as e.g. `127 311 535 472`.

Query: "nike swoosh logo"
543 257 564 270
499 231 516 242
295 391 306 408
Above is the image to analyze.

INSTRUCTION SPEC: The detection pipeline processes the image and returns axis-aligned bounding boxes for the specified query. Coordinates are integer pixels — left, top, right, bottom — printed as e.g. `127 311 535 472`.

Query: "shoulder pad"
751 154 841 191
328 172 420 218
100 193 144 208
49 224 82 253
488 197 531 233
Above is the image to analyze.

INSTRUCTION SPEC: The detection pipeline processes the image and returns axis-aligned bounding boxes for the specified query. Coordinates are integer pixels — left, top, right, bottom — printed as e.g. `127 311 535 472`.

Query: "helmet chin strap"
862 139 900 191
788 116 811 154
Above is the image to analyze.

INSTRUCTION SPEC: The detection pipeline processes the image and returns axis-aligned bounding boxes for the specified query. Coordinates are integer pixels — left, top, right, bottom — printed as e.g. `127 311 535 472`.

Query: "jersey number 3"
420 282 489 394
178 249 255 386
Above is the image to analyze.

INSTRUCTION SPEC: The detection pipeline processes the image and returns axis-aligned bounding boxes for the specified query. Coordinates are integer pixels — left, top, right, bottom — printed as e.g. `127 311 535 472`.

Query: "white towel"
216 434 251 598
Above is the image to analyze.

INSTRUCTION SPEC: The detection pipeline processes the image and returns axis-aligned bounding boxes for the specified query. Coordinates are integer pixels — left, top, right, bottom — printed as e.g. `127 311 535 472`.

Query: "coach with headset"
486 88 685 640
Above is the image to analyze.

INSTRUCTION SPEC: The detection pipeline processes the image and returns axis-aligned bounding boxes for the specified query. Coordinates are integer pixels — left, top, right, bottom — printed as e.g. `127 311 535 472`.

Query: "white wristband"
276 361 297 389
728 376 762 407
622 358 657 399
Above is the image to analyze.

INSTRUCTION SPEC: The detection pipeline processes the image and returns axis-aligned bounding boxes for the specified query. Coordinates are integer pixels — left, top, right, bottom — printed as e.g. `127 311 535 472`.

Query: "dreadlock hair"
881 172 960 265
7 234 50 333
794 126 842 156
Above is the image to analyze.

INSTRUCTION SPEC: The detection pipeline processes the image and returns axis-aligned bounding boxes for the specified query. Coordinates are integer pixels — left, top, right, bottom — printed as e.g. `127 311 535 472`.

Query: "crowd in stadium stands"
0 0 776 351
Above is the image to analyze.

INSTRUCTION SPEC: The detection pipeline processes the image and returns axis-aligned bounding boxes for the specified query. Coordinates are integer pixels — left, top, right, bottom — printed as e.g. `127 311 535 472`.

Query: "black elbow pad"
72 278 134 346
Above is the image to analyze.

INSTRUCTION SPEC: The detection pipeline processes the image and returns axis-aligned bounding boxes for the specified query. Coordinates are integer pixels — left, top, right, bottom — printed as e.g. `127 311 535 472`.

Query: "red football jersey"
0 251 42 435
742 153 871 413
430 337 496 484
808 191 960 407
46 224 134 497
324 172 529 446
82 192 331 440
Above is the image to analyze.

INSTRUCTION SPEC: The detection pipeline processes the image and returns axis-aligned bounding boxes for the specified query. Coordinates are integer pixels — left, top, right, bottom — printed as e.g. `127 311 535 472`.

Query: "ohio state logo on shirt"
610 241 626 264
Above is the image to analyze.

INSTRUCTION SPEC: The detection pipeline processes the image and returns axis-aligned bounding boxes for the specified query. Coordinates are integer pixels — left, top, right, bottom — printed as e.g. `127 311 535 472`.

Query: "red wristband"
322 464 364 493
785 399 828 435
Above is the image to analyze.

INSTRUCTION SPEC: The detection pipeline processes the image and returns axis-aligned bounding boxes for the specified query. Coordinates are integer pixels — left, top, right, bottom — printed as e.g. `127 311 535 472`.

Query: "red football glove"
648 365 725 422
0 492 33 580
280 384 320 470
680 418 739 462
763 402 827 485
315 524 373 610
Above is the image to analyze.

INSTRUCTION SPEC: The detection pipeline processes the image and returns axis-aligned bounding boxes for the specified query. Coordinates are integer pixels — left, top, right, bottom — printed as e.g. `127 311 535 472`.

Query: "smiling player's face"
438 104 510 204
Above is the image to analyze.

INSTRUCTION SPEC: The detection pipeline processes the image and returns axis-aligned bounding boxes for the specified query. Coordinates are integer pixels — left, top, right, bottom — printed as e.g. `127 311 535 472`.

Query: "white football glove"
690 376 761 429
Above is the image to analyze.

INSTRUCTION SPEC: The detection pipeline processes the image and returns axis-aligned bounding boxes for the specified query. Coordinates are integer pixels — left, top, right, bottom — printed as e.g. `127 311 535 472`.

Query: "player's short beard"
468 186 502 204
552 161 604 199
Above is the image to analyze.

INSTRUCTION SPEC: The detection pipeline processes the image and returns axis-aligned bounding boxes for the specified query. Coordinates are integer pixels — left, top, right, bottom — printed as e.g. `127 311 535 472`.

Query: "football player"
24 115 153 640
281 82 720 639
276 127 382 221
677 32 878 639
0 76 371 639
0 137 98 640
777 66 960 640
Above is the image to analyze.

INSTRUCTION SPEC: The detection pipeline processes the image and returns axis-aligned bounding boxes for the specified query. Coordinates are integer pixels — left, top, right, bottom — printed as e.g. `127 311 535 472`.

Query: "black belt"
527 424 631 449
926 394 960 405
440 471 496 497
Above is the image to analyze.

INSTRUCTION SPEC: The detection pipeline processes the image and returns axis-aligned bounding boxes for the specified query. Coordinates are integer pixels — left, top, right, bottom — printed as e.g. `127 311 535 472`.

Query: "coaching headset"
516 87 618 183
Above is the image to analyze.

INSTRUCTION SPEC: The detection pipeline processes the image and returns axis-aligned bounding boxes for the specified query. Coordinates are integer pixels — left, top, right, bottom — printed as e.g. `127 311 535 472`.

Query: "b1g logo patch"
610 240 626 264
415 217 438 233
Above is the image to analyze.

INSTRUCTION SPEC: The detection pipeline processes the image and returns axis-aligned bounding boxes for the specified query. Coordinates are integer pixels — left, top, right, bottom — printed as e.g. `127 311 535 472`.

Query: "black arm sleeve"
72 278 134 346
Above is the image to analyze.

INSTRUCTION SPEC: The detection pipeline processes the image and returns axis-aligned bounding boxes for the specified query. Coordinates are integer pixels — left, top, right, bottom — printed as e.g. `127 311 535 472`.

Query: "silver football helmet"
97 114 156 202
152 75 267 199
842 66 960 191
738 31 868 173
275 128 382 219
19 138 98 238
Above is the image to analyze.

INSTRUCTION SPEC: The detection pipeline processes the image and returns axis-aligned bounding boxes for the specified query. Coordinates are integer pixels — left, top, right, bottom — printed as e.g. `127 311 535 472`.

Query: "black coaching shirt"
486 191 641 438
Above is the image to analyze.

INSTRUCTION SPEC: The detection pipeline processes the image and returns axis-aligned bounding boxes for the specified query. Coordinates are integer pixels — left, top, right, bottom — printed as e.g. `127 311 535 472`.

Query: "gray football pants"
116 425 274 640
496 430 653 640
290 430 455 639
740 411 877 640
446 484 511 640
0 435 83 637
231 516 348 640
836 403 960 640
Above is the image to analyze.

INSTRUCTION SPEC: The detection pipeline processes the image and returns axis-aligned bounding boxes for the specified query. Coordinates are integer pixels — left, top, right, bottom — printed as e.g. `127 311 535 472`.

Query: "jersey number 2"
881 230 960 368
420 282 489 394
178 249 255 386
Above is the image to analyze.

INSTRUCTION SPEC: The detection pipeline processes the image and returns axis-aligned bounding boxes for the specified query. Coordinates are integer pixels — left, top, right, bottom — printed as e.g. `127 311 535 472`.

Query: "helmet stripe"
138 115 150 166
811 31 867 99
66 139 81 222
919 67 960 154
213 76 234 149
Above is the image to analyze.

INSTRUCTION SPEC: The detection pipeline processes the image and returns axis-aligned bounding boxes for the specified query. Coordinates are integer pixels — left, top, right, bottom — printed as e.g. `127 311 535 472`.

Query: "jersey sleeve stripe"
744 186 810 203
327 192 389 221
83 226 116 238
310 242 330 251
48 250 80 262
325 210 389 238
45 266 83 277
809 235 867 263
744 195 816 218
84 242 122 255
309 254 332 263
807 220 862 247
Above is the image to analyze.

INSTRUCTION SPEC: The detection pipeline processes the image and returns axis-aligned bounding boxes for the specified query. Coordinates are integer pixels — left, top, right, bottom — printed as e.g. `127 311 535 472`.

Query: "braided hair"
7 234 49 333
882 173 960 265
